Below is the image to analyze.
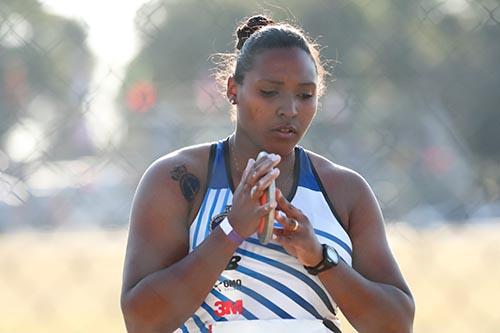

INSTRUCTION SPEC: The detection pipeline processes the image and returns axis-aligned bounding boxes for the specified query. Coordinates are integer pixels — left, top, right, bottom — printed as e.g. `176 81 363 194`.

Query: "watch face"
326 246 339 265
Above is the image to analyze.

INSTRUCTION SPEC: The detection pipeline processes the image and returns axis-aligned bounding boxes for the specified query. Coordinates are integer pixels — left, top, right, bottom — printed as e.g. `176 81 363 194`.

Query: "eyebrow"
257 79 316 87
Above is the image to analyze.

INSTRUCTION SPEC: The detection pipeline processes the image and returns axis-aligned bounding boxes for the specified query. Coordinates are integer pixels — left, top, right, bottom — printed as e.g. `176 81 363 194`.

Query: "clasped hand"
228 154 323 267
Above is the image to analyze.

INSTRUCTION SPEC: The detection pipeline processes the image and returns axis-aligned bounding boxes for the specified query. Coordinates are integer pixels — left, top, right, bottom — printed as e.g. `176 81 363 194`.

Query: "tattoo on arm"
170 165 200 202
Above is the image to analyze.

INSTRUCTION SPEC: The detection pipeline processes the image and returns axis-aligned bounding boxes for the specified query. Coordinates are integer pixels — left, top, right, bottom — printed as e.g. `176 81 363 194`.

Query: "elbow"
402 291 416 332
387 320 414 333
121 291 146 333
378 315 414 333
365 294 415 333
121 290 159 333
388 295 416 333
121 289 182 333
387 318 414 333
405 295 416 333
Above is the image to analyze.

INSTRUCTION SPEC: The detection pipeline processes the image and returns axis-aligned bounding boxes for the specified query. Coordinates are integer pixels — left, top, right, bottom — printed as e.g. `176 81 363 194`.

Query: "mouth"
272 125 297 134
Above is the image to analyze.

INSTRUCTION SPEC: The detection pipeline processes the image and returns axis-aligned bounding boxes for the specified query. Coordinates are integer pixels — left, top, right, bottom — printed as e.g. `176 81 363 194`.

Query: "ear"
226 76 238 104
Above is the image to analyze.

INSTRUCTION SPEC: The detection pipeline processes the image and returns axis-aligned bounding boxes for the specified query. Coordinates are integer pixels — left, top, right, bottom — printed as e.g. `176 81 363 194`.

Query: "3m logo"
213 299 243 317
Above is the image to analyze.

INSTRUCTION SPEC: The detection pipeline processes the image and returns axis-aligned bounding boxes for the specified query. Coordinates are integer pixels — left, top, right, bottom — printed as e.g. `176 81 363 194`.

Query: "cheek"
239 95 273 119
300 100 317 120
236 100 266 128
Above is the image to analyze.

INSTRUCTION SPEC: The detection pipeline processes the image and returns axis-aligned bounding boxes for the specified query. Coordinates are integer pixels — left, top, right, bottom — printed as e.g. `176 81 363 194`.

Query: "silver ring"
291 219 299 232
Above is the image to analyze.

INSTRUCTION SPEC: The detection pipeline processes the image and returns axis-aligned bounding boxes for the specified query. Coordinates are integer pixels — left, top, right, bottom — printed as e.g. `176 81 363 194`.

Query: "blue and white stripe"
176 140 352 332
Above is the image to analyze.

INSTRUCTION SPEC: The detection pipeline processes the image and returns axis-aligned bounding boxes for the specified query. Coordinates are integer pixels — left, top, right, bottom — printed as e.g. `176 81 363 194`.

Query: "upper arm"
347 172 412 297
121 147 209 296
308 152 411 298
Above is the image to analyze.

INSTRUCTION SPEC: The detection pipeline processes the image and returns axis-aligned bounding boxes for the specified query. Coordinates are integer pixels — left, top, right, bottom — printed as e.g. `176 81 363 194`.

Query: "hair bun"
236 15 274 50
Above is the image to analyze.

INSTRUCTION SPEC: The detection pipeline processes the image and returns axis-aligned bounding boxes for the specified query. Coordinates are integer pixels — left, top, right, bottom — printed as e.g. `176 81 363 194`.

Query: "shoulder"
140 142 215 190
133 142 216 217
123 143 217 293
305 149 373 231
146 142 214 174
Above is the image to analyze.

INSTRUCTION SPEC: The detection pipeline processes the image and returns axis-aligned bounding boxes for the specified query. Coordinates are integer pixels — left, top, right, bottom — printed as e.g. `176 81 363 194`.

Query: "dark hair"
214 15 328 97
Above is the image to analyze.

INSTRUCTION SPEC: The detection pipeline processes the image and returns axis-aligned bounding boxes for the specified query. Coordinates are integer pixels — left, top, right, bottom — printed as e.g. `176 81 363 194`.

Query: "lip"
272 124 297 134
271 124 298 139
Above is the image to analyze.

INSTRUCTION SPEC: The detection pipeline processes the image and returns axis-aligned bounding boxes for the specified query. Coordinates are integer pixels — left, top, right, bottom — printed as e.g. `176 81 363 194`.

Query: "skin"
121 47 415 333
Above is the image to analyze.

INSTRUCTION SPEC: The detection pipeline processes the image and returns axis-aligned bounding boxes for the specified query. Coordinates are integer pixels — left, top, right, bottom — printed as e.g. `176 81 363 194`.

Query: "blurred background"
0 0 499 332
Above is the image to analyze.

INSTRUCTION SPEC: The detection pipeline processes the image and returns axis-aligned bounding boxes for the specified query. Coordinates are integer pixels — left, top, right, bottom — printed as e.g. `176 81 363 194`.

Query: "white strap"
219 217 233 235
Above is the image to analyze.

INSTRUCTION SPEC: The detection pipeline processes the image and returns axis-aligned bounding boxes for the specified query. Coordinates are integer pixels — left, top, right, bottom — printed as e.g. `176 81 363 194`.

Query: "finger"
255 200 277 217
255 152 281 167
240 158 255 188
250 154 281 184
276 188 302 218
250 168 279 199
272 233 294 250
272 229 298 256
273 227 286 237
274 210 288 227
274 210 299 232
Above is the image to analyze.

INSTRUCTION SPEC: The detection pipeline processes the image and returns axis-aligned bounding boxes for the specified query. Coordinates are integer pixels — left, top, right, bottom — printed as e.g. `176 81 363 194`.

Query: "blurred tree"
0 0 95 162
119 0 500 221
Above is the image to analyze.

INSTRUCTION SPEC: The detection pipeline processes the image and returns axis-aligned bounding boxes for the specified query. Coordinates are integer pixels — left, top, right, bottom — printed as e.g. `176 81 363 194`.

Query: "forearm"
122 228 238 332
319 261 414 333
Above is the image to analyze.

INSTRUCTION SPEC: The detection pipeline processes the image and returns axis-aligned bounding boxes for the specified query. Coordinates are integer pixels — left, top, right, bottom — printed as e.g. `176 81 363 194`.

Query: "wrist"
219 217 244 245
304 244 340 276
302 243 323 267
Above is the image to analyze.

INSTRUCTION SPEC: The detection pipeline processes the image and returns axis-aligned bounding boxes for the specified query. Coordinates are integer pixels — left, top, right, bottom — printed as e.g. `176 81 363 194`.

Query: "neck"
230 132 295 192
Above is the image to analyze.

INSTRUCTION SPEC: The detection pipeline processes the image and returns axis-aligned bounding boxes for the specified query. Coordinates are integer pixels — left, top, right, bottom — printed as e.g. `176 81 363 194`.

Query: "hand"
228 153 281 238
273 188 323 267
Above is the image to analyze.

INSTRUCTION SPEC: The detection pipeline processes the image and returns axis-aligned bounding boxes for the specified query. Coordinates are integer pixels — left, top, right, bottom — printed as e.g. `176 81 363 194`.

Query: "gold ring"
291 219 299 232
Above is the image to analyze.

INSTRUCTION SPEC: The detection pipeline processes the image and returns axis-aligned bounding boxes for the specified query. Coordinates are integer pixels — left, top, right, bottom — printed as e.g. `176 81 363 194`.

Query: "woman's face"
230 47 318 156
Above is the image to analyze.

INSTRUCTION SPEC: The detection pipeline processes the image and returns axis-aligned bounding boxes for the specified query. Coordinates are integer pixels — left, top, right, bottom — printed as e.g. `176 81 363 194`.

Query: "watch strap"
304 244 338 275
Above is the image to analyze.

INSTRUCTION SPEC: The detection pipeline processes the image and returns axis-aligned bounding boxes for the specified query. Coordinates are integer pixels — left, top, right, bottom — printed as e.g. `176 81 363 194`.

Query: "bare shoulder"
123 142 214 292
141 142 214 193
305 150 372 231
306 150 412 299
305 150 366 186
132 143 213 218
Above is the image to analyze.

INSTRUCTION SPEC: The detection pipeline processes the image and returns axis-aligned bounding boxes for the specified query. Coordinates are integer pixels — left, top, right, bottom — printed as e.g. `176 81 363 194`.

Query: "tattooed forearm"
170 165 200 202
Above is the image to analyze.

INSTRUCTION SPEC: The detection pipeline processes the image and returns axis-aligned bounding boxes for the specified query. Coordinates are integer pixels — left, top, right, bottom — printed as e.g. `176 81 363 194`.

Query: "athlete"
121 15 415 333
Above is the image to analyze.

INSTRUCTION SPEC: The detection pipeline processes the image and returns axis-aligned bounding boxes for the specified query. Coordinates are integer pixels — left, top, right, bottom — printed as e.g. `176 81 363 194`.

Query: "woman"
121 15 415 333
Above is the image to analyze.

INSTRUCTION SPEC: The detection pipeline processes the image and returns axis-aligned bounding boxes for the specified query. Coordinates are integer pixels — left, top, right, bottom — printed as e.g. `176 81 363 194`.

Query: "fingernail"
245 159 255 171
250 186 257 197
270 154 280 162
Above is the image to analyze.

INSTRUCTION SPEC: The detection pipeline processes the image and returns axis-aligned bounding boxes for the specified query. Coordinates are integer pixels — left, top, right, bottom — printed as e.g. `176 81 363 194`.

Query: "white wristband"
219 217 244 245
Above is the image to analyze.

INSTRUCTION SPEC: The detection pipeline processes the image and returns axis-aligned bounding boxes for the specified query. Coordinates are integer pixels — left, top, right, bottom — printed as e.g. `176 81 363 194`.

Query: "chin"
263 141 297 157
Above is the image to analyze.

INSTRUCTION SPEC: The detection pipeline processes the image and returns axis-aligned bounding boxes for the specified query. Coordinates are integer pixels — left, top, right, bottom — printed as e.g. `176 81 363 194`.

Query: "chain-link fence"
1 0 499 332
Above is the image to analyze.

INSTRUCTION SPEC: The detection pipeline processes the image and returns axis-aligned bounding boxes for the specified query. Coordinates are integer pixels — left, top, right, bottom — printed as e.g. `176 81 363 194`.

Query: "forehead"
244 47 317 84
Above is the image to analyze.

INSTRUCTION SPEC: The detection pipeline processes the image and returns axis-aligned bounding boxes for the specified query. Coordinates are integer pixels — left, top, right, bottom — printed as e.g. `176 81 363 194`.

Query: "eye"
298 93 314 99
260 90 278 97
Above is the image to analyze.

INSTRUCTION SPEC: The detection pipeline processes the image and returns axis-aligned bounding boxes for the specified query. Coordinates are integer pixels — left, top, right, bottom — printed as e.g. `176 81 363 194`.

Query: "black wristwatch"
304 244 339 275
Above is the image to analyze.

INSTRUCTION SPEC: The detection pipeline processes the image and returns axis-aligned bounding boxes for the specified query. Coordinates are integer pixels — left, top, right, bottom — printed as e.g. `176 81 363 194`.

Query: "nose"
277 95 298 118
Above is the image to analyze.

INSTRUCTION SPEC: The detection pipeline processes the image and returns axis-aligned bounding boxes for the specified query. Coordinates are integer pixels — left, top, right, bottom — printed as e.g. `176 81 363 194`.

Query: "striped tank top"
176 139 353 332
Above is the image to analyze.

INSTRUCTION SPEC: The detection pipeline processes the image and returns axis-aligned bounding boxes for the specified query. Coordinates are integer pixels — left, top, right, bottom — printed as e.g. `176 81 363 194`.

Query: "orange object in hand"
256 152 276 244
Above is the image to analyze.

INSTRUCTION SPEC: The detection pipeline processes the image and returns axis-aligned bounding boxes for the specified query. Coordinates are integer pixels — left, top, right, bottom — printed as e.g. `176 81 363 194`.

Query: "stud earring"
229 97 237 105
